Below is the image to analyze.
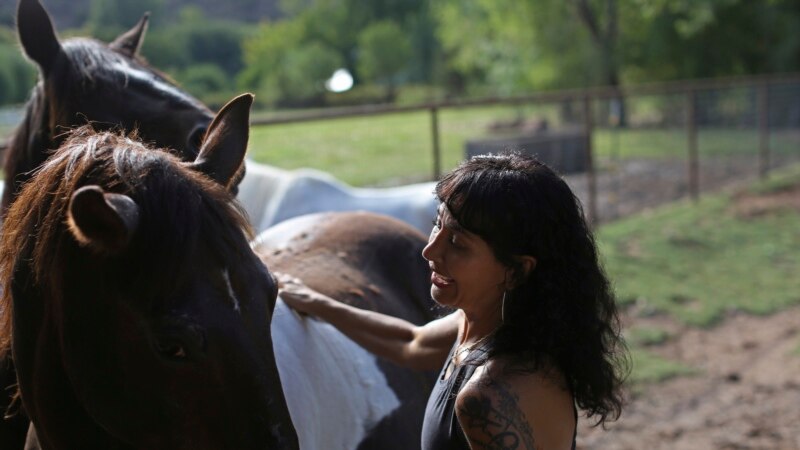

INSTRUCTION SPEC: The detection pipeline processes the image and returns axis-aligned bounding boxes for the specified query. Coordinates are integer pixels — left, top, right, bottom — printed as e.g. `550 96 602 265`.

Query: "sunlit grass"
626 326 671 347
245 104 797 186
628 348 696 385
597 165 800 385
598 164 800 327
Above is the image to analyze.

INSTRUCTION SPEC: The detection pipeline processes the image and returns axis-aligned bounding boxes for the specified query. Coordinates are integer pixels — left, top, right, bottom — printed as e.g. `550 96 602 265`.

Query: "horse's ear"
190 93 253 190
16 0 62 75
68 186 140 254
110 13 149 58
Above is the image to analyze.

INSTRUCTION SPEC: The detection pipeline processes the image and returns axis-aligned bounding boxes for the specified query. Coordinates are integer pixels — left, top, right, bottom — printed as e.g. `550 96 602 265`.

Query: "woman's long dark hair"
436 152 629 426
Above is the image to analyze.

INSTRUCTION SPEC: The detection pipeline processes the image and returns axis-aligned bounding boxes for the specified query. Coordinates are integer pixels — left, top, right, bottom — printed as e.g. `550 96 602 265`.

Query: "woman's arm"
278 274 460 371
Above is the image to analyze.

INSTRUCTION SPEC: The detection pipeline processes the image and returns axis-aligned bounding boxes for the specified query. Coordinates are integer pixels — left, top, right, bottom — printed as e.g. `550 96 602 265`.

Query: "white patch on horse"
271 299 400 450
221 269 240 312
110 61 201 107
238 160 438 235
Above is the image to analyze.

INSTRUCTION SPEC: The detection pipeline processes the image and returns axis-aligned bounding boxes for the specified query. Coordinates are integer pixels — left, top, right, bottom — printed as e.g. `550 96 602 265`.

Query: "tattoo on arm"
457 380 536 450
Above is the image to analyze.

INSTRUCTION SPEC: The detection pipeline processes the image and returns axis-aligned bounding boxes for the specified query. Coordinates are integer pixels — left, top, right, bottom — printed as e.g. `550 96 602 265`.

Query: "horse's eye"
155 339 188 360
153 321 206 362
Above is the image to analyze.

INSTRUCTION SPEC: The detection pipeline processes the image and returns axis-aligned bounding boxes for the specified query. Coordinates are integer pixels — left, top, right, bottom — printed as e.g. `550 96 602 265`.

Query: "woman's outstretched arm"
278 274 460 371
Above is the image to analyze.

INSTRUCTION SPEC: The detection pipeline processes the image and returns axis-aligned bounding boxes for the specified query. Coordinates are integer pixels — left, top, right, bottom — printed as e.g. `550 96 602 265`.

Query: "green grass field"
3 102 797 186
601 164 800 384
246 104 800 186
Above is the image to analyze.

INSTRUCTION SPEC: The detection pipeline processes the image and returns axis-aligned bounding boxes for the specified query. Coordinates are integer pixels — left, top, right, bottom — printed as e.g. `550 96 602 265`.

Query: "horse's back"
255 211 435 324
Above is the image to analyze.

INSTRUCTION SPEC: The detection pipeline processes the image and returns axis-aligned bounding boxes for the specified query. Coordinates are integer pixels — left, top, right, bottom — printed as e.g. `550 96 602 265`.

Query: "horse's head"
0 95 298 450
3 0 216 212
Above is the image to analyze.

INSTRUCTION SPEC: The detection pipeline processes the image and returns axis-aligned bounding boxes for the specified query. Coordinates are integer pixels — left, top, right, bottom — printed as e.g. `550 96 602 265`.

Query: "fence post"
687 89 699 202
430 106 441 181
758 84 770 179
582 95 597 225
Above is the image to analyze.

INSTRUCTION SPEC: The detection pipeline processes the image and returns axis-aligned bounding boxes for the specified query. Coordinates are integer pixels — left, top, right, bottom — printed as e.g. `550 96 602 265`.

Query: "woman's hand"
275 272 329 317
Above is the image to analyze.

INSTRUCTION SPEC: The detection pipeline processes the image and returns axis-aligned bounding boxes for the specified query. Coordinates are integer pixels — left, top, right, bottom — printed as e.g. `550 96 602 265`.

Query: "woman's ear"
506 255 537 289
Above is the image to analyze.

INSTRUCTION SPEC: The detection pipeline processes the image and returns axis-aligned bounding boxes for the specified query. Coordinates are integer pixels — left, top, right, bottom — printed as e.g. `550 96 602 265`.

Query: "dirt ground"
577 177 800 449
577 307 800 449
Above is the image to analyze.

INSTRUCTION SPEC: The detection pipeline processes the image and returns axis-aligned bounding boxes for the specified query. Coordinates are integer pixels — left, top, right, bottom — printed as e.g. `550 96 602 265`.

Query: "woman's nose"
421 228 442 262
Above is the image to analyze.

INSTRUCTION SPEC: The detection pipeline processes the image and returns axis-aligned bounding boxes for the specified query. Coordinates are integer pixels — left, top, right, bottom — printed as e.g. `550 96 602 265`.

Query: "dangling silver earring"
501 291 508 324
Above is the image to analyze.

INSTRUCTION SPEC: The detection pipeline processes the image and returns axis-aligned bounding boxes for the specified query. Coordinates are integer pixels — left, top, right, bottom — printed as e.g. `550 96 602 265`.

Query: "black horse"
1 0 217 446
0 94 299 450
1 0 215 215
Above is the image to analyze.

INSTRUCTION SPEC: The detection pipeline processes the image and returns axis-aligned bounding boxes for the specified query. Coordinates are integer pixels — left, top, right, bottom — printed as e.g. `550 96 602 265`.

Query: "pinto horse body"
0 95 299 449
255 212 438 449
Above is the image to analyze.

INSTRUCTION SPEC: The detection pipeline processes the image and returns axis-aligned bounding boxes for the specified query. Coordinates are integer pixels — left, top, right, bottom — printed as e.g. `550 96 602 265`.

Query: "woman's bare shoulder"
455 359 575 450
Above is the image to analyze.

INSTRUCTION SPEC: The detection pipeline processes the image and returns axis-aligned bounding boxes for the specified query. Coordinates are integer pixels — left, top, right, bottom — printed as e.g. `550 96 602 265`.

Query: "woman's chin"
430 286 456 307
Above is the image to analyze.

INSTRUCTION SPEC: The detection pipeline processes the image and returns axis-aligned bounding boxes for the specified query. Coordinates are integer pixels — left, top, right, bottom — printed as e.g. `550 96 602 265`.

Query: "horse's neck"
2 86 51 214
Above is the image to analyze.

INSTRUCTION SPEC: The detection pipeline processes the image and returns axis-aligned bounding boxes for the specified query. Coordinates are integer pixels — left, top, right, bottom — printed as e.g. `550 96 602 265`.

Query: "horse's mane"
0 126 253 358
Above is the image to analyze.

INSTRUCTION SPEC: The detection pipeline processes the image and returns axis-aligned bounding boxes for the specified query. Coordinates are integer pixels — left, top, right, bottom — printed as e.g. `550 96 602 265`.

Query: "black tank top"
420 341 578 450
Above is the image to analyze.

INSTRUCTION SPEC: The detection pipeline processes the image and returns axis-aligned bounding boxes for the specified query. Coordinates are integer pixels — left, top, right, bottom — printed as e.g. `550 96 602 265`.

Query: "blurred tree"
240 20 342 106
278 42 343 104
176 63 228 93
141 6 252 76
87 0 166 40
271 0 439 89
0 28 37 105
357 21 412 99
622 0 800 81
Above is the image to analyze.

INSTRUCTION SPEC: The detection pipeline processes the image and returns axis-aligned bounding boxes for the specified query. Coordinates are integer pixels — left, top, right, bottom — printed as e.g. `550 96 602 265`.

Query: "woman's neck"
461 306 502 345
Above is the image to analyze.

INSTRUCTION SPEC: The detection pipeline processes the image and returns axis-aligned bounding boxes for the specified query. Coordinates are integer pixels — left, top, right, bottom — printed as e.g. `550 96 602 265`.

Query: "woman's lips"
431 271 454 288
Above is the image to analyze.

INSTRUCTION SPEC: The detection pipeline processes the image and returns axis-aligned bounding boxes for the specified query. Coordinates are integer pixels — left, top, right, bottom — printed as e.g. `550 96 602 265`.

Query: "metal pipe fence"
2 73 799 224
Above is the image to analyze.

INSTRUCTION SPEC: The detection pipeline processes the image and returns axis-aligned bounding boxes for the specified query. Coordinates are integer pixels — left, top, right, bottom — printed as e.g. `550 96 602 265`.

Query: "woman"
278 153 628 449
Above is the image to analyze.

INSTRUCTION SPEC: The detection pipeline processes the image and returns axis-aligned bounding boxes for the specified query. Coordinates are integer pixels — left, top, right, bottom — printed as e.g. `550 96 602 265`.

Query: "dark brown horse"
1 0 216 444
0 94 299 450
253 213 438 449
1 0 215 215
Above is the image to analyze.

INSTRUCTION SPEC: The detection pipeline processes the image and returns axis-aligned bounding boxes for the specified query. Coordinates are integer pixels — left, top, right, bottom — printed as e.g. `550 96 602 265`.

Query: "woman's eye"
448 233 461 247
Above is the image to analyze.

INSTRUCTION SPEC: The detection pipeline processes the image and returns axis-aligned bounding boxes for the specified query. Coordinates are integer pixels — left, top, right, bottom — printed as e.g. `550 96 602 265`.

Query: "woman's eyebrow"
442 217 466 235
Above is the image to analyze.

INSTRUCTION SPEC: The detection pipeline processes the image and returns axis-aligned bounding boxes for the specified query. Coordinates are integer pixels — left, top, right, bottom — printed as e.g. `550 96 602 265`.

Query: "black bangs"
435 154 528 260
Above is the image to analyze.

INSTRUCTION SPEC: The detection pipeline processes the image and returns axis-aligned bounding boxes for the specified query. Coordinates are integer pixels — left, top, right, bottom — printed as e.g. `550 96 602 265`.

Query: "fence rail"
2 72 799 224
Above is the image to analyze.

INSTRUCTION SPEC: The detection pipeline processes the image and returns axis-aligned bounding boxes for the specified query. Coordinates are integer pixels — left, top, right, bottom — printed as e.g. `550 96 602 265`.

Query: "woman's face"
422 206 508 315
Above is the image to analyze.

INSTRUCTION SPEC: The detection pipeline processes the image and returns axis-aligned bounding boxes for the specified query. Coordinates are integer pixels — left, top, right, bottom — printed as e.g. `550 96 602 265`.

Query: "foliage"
2 0 800 107
0 36 37 105
87 0 166 39
357 21 412 87
621 0 800 82
239 19 342 107
174 64 229 96
142 8 253 77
